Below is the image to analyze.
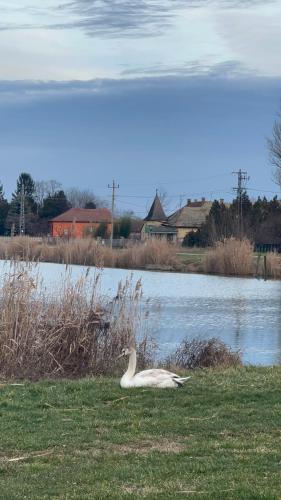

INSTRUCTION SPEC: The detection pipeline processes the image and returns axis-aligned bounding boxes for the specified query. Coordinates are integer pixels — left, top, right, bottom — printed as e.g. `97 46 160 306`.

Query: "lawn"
1 367 281 499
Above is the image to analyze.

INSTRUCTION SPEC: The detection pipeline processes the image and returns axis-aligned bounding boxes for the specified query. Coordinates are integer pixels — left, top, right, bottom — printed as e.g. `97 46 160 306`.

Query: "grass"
1 367 281 499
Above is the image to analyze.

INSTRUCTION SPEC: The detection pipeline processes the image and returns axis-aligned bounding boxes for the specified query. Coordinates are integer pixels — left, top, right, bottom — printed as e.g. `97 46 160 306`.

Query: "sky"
0 0 280 216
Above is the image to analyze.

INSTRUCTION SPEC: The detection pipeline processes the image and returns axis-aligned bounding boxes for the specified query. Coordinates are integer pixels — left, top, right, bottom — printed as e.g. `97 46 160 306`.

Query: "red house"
50 208 112 238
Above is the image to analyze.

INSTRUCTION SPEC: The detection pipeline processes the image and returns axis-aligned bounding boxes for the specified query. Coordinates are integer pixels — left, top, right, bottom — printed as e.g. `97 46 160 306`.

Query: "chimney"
187 198 191 206
194 199 197 202
219 198 224 204
201 197 205 202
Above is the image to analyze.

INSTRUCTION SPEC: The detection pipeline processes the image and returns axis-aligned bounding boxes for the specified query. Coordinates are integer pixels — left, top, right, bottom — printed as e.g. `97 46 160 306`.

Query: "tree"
119 216 132 238
39 190 70 219
0 182 9 235
268 108 281 187
34 180 62 209
84 201 97 209
66 188 102 209
13 172 36 213
95 222 108 239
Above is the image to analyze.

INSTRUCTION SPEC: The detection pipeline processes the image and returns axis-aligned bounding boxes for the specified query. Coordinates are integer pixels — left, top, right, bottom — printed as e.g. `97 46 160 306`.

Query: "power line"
19 184 25 236
108 179 119 248
232 169 250 237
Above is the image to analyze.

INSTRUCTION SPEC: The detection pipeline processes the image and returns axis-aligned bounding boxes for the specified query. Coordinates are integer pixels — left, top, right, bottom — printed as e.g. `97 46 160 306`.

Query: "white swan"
118 347 190 389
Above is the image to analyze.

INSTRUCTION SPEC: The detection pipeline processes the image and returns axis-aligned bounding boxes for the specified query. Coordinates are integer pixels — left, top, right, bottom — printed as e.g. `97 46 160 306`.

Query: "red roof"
50 208 112 223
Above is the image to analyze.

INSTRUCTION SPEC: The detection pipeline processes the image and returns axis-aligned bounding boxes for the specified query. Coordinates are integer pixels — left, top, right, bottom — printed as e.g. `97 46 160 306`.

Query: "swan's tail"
174 376 191 388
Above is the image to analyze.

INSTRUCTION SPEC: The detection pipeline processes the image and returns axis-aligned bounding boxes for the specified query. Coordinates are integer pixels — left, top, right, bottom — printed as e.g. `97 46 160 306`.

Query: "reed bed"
0 262 154 379
0 237 178 270
265 252 281 279
204 238 254 276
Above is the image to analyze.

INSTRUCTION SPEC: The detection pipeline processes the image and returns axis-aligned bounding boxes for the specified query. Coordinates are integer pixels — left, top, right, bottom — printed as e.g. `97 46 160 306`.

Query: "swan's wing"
133 369 189 387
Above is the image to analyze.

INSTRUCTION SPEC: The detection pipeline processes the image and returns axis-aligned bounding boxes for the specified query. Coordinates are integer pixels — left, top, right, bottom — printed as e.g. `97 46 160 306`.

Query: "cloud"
0 0 278 38
0 71 280 106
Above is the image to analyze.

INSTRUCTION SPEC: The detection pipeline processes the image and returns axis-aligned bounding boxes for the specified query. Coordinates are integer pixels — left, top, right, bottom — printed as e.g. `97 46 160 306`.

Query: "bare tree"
268 110 281 187
66 187 107 209
158 190 170 211
34 180 63 208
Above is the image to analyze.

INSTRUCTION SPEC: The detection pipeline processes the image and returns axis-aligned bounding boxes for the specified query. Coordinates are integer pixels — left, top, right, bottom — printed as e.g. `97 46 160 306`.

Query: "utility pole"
232 169 249 238
19 183 25 236
108 180 119 248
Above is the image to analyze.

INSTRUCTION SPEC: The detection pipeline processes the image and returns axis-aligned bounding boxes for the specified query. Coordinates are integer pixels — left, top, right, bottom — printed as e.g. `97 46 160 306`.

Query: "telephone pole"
19 184 25 236
108 180 119 248
232 169 249 237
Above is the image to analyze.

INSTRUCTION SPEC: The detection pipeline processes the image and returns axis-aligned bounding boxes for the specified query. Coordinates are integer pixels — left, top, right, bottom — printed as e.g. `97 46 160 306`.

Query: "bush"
166 337 242 370
204 237 253 276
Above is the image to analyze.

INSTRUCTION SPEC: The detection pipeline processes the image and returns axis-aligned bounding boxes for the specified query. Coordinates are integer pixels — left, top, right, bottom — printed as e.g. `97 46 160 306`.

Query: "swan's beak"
117 352 124 359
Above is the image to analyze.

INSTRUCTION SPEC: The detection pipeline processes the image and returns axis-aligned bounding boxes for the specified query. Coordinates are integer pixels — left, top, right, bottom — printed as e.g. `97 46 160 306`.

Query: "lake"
1 260 280 366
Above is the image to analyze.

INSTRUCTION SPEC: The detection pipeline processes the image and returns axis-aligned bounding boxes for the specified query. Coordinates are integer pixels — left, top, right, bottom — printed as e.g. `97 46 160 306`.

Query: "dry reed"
0 262 154 379
0 237 178 270
265 252 281 279
165 337 242 370
204 238 254 276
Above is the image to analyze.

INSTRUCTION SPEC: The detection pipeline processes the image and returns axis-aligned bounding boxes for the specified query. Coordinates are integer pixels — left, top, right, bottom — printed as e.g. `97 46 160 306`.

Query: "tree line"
0 172 134 237
184 193 281 248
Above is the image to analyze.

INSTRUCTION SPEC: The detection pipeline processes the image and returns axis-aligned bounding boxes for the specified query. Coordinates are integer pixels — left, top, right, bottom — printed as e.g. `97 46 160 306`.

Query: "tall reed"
204 238 254 276
0 237 178 270
0 262 154 379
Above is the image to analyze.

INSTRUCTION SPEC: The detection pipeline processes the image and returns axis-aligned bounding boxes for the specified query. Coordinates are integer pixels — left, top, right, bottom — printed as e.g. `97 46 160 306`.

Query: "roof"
50 208 112 223
130 220 144 233
144 225 177 235
166 201 212 228
144 194 166 222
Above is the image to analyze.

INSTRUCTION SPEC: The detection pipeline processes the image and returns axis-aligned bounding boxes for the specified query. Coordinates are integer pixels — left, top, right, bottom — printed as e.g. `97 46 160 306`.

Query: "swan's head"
118 346 134 358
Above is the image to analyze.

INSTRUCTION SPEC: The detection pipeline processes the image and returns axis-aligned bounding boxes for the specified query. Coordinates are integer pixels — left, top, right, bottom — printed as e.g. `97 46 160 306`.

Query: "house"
50 208 112 238
141 193 177 242
164 198 213 242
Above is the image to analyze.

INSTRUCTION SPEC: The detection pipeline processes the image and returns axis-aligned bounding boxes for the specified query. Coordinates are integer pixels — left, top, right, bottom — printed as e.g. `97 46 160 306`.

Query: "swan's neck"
124 349 137 379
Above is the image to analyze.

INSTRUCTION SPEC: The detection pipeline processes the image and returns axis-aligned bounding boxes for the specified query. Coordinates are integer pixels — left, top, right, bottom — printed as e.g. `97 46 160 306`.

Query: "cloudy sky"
0 0 280 215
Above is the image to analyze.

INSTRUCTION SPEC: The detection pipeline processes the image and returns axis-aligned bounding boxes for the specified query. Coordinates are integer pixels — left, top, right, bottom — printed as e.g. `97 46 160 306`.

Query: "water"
1 260 280 365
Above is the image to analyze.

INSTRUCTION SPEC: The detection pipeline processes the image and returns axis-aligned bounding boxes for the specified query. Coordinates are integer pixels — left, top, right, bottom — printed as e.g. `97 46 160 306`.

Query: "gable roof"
50 208 112 223
144 194 166 221
166 200 212 228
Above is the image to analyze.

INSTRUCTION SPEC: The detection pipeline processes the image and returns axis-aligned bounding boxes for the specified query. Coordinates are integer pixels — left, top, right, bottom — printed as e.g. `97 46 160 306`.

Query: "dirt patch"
110 438 185 455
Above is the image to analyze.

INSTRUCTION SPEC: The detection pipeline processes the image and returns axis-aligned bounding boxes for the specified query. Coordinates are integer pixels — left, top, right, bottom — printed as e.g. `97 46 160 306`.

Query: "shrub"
166 337 242 370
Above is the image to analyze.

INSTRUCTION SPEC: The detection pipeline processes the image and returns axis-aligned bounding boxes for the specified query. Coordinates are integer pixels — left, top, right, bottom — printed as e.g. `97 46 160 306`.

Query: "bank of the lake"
1 367 281 499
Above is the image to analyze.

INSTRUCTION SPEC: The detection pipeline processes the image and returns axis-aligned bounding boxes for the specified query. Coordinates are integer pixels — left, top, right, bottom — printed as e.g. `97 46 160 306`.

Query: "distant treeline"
0 172 134 237
184 193 281 248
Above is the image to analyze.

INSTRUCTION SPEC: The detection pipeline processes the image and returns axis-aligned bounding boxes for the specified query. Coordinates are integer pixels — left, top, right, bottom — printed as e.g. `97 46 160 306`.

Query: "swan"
118 347 190 389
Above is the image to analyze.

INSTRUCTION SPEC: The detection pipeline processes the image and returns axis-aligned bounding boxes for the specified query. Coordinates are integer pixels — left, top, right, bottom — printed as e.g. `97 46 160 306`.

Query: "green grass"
1 367 281 499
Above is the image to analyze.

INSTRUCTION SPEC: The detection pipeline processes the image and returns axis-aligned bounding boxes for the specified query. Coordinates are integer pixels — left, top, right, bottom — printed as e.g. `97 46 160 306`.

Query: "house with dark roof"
164 198 213 242
141 193 177 242
50 208 112 238
142 195 213 243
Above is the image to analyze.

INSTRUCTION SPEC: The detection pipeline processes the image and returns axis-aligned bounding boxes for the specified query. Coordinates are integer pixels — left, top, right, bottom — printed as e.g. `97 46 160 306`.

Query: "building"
50 208 112 238
164 198 212 242
141 193 177 242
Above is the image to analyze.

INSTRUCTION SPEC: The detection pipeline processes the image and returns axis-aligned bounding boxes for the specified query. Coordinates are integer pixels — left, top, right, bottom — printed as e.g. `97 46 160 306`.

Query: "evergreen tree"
12 172 37 214
95 222 108 239
39 190 70 219
0 182 9 235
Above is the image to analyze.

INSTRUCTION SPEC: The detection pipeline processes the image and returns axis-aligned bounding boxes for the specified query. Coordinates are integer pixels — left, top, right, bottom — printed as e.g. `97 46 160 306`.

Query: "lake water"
1 260 280 366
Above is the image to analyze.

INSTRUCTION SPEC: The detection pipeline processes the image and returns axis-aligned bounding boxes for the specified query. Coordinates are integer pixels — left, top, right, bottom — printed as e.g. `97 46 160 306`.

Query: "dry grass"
0 261 154 379
204 238 254 276
265 252 281 279
0 237 178 270
165 337 242 370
